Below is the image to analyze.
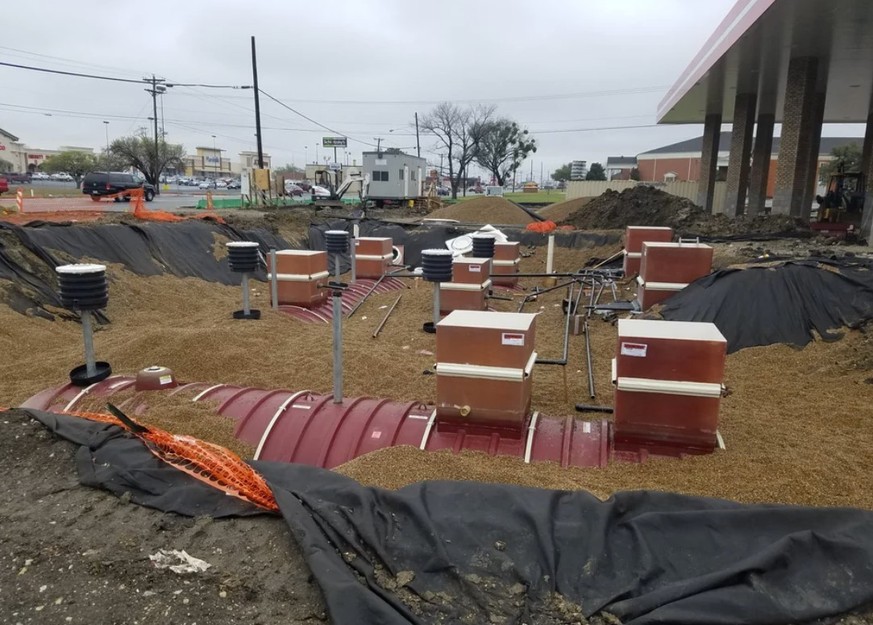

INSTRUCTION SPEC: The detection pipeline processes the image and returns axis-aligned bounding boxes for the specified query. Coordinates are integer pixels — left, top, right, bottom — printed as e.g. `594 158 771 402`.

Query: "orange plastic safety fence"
67 409 279 512
525 220 557 234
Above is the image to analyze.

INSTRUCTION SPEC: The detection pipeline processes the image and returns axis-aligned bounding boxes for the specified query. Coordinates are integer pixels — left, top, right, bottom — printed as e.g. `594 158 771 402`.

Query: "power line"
0 61 251 89
170 85 670 106
258 89 378 147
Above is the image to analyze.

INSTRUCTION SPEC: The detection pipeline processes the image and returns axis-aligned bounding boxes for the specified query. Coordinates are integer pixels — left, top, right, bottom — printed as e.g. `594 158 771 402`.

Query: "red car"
0 177 8 196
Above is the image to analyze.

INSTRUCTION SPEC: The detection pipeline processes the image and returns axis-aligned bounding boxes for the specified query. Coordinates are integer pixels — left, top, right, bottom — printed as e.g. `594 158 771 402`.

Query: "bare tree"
109 132 185 193
420 103 495 199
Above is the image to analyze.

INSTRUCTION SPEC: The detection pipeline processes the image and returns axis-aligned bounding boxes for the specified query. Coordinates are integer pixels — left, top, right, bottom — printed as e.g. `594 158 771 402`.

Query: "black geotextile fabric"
660 257 873 353
22 408 873 625
309 220 619 272
0 221 289 314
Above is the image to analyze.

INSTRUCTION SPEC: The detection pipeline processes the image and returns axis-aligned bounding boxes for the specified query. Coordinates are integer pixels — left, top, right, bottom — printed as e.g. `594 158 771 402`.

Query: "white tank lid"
56 263 106 275
422 248 453 255
226 241 260 248
325 229 349 236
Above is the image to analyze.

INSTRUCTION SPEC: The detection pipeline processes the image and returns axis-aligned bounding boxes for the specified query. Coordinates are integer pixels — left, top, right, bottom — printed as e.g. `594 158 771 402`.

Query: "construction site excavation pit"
3 214 873 624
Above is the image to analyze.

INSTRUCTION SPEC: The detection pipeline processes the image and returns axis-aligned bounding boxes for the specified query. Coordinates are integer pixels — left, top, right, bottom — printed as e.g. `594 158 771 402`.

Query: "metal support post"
350 239 357 284
269 248 278 310
432 284 441 328
80 311 97 378
332 290 343 404
242 273 251 315
334 255 341 282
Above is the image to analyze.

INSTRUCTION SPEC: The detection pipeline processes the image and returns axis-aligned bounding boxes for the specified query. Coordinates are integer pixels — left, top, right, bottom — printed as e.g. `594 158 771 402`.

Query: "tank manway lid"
56 263 106 275
422 248 453 255
325 230 350 236
226 241 260 248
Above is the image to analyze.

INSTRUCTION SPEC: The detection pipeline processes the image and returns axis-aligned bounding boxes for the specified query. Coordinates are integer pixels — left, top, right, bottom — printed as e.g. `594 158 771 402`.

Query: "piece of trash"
416 349 434 356
361 316 367 320
379 305 388 309
149 549 211 574
402 345 410 350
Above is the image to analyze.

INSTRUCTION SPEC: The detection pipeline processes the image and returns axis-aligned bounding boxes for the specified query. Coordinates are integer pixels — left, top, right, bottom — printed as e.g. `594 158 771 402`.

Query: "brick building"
636 133 862 197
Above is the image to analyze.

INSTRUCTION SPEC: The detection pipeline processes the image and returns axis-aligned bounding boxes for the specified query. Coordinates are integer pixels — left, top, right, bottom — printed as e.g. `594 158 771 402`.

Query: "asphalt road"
30 180 243 211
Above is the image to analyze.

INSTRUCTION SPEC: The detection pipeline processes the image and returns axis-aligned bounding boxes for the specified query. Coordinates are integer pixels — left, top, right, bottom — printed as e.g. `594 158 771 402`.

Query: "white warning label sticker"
620 342 648 358
502 332 525 346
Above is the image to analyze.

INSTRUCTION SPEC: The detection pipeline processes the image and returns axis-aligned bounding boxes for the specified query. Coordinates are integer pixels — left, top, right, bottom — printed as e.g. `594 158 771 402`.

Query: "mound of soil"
538 197 594 222
559 186 811 238
560 186 702 230
427 197 534 225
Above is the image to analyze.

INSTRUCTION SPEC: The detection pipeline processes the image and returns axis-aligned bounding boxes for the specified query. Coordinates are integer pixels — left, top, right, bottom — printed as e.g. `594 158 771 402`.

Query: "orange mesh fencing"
525 220 557 234
68 409 279 512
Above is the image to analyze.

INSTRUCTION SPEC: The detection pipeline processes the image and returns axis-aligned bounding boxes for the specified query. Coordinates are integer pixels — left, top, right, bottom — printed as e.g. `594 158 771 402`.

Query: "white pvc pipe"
546 234 555 274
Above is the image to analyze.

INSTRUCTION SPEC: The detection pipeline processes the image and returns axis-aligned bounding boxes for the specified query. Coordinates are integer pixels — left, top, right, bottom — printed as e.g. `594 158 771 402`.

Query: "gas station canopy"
658 0 873 124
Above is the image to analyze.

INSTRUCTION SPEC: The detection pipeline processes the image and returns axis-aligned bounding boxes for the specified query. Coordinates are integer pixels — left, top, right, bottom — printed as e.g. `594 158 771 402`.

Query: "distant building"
0 130 95 172
569 160 588 181
636 133 862 197
234 151 272 174
605 156 637 181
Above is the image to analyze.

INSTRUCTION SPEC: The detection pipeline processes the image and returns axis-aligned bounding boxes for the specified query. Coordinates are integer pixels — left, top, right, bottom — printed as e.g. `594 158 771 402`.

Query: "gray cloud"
2 0 738 176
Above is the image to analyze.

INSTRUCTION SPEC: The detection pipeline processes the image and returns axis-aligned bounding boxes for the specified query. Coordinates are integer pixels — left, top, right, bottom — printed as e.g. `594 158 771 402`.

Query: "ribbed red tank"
278 276 406 323
21 376 611 469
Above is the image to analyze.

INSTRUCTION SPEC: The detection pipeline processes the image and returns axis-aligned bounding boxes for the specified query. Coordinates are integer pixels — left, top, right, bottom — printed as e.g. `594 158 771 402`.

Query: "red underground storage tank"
21 373 613 469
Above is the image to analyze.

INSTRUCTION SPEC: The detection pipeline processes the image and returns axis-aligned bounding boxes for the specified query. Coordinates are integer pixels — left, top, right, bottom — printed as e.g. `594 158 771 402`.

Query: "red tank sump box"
613 318 726 455
492 241 521 286
436 310 537 433
623 226 673 276
354 237 393 279
440 258 492 314
636 241 713 309
268 250 329 307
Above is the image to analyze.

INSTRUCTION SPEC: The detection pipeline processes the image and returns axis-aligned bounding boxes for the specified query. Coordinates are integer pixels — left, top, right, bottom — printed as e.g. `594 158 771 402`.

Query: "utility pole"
414 112 421 158
251 36 264 169
374 137 383 155
144 75 166 193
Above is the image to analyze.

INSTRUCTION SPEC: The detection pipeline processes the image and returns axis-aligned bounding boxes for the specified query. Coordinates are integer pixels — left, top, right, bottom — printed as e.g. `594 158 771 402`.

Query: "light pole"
305 146 308 165
212 135 217 179
315 142 319 164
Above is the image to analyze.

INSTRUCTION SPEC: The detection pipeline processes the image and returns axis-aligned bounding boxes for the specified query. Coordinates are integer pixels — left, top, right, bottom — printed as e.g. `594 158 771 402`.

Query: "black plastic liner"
22 409 873 625
660 258 873 352
309 219 619 272
0 221 289 315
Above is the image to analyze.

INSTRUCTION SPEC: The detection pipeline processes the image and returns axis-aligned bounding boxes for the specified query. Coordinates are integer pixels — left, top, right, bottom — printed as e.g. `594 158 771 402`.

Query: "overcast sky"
3 0 754 178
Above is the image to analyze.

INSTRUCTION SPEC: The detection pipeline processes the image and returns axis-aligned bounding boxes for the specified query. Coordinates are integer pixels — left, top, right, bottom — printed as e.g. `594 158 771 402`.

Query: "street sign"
322 137 347 148
328 162 342 171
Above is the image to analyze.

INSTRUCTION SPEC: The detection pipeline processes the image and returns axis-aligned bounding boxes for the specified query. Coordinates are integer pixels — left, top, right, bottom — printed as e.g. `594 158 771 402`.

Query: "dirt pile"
557 186 812 239
538 197 594 222
427 197 535 225
559 186 703 230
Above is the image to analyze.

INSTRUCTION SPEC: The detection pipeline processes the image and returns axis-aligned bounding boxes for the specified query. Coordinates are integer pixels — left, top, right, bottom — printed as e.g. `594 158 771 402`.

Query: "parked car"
5 172 31 184
198 180 217 190
215 180 227 189
31 172 49 181
436 186 451 196
0 177 8 195
226 180 241 190
285 183 304 197
82 171 155 201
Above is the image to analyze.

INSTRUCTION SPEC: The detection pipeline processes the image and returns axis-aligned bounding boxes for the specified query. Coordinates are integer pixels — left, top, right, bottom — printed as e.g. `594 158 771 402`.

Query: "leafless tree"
420 103 495 199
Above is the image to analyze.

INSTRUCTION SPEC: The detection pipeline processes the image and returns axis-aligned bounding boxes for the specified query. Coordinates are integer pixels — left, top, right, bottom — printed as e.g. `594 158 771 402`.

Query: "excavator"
814 169 867 241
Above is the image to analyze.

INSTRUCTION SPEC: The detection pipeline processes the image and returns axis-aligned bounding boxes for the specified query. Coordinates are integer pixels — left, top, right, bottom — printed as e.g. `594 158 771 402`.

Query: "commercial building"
182 148 272 179
658 0 873 240
636 133 861 196
0 129 94 172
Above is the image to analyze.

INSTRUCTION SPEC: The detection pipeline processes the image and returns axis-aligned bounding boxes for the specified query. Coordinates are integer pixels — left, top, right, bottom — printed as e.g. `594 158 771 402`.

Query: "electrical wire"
257 89 379 147
0 61 250 89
